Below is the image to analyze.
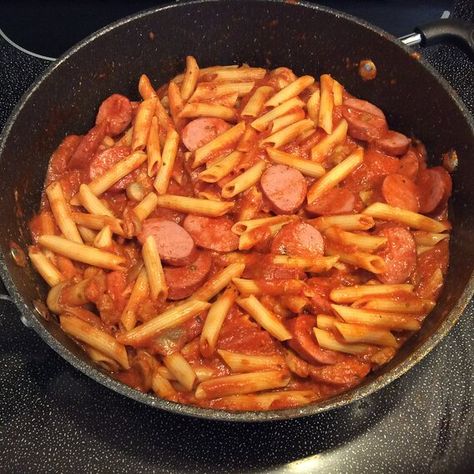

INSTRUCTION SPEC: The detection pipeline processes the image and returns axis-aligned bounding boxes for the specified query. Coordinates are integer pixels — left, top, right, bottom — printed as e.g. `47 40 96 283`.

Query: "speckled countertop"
0 2 473 473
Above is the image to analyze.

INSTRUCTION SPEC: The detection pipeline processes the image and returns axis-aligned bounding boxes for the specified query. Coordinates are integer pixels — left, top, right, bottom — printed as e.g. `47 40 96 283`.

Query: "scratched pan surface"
0 0 473 423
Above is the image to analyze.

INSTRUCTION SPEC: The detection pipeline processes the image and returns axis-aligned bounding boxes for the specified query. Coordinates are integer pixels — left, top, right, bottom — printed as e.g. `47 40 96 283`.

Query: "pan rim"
0 0 473 422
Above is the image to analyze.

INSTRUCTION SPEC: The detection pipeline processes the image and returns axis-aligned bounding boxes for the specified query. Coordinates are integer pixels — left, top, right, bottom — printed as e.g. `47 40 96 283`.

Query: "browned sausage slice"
164 251 212 300
306 187 356 215
183 215 239 252
271 221 324 257
382 173 419 212
376 225 416 284
398 150 419 180
138 218 197 266
416 168 449 213
96 94 133 137
309 359 371 386
342 98 388 142
286 315 345 365
375 130 411 156
68 121 107 170
181 117 231 152
260 165 307 214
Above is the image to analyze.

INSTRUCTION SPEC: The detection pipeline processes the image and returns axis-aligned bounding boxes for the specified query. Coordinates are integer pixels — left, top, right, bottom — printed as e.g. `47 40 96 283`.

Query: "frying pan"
0 0 473 422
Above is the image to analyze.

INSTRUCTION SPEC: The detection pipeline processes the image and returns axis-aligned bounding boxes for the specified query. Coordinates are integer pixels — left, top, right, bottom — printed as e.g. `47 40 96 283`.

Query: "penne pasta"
132 97 157 151
179 102 237 122
46 181 83 243
193 263 245 302
325 241 386 274
85 346 121 372
193 121 246 168
313 328 372 355
142 235 168 300
71 212 124 236
218 349 285 373
330 284 414 303
60 314 130 369
154 128 180 194
316 314 338 330
118 299 211 346
151 370 178 401
173 64 238 83
133 192 159 222
194 370 290 400
93 225 113 249
232 278 307 296
78 183 114 217
236 295 292 341
307 147 364 203
324 226 387 252
215 390 317 410
231 215 295 235
190 82 255 102
332 79 344 106
163 352 196 391
272 255 339 273
280 295 310 313
260 119 314 148
200 286 238 357
413 231 450 246
363 202 450 233
331 304 421 331
310 119 348 162
203 66 266 82
152 194 234 217
198 151 243 183
155 96 174 133
335 321 398 347
167 81 186 129
265 75 315 108
147 116 161 176
241 85 274 118
238 220 291 251
251 97 305 132
270 108 306 133
352 297 435 314
138 74 157 99
318 74 334 134
236 125 258 152
307 89 320 125
180 55 200 101
28 247 64 287
38 235 125 271
266 147 325 178
120 268 149 331
221 160 266 198
309 214 375 232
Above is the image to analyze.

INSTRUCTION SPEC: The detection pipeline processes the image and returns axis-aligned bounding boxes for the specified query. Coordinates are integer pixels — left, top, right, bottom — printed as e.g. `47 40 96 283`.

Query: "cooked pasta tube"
193 121 246 168
120 268 149 331
70 151 147 204
153 194 234 217
198 151 243 183
46 182 82 243
363 203 450 233
71 212 124 236
236 295 292 341
324 226 387 252
332 79 344 106
216 390 317 410
84 346 121 372
331 304 421 331
353 297 435 314
155 96 174 133
238 220 292 251
60 314 130 369
265 75 315 108
138 74 157 99
272 255 339 273
251 97 305 132
316 314 338 330
270 108 305 133
309 214 375 232
163 352 196 391
28 247 64 287
335 321 398 347
241 86 274 118
307 147 364 203
133 192 159 221
93 225 113 248
232 278 307 296
179 102 237 122
313 328 371 355
78 184 114 217
172 64 238 83
325 242 386 274
194 370 290 400
115 127 133 147
260 119 314 148
204 66 266 82
142 235 168 300
77 226 97 244
236 125 258 153
180 55 200 101
232 215 295 235
147 116 161 176
168 81 185 128
318 74 334 134
200 286 238 357
118 299 210 346
307 89 320 125
151 371 178 401
153 128 180 194
280 295 310 313
413 231 450 246
221 161 266 198
311 119 348 162
190 82 255 102
132 97 157 151
218 349 285 373
193 263 245 302
330 284 414 303
266 148 325 178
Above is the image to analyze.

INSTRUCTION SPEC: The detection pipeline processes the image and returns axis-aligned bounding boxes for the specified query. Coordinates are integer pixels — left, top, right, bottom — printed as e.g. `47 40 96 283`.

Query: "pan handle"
400 19 474 56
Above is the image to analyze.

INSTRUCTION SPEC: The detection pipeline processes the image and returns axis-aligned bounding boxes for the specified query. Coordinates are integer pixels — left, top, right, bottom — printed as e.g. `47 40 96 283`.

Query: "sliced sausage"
342 98 388 142
375 130 411 156
89 146 135 192
416 168 446 213
181 117 231 152
382 173 420 212
183 215 239 252
68 121 107 170
432 166 452 203
260 165 307 214
271 221 324 257
96 94 133 137
164 251 212 300
306 187 355 215
309 359 371 386
138 218 197 266
398 150 419 180
376 225 416 284
286 315 345 365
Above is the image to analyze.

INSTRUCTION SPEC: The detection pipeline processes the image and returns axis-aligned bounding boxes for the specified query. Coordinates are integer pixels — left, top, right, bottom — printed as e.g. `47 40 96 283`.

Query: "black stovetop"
0 2 473 473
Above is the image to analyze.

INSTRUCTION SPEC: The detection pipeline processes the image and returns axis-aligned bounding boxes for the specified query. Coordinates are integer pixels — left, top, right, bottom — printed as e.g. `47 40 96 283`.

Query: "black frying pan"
0 0 473 422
